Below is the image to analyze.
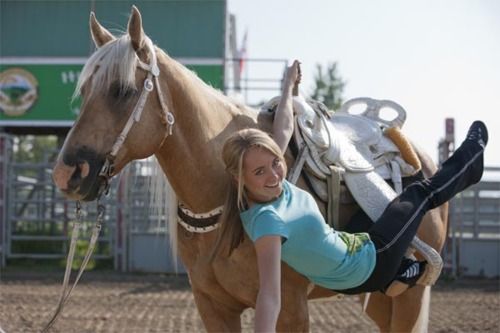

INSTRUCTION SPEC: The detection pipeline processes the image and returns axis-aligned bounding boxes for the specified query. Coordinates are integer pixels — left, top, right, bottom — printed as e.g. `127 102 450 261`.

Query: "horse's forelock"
74 34 138 100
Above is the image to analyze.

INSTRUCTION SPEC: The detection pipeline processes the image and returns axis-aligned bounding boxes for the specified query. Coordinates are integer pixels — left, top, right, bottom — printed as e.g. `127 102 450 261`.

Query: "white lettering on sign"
61 71 81 84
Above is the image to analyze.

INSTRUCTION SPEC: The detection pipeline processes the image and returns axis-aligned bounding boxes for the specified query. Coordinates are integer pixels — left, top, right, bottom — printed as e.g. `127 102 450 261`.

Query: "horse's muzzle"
52 147 106 201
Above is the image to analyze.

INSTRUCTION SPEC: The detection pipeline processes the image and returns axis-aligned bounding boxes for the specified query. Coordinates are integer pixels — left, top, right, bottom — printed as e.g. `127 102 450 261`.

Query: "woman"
213 61 488 332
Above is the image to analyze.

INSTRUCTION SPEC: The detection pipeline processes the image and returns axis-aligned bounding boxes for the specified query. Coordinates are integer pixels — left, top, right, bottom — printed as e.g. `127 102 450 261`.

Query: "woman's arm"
254 235 283 332
273 60 301 154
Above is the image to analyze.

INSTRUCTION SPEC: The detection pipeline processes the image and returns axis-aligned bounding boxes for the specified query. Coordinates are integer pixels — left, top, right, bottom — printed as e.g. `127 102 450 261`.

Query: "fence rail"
446 167 500 277
1 133 498 276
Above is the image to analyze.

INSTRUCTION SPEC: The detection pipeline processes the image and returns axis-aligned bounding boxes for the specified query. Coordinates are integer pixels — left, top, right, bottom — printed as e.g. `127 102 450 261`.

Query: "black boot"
383 258 427 297
420 120 488 209
466 120 488 148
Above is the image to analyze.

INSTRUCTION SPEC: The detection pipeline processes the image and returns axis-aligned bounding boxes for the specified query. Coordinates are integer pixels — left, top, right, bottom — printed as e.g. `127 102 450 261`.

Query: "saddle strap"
288 141 309 184
327 165 342 230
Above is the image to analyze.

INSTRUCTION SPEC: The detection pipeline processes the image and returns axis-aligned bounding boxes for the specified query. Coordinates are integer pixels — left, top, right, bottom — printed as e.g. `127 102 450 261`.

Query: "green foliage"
70 240 97 270
13 135 59 163
12 240 65 254
310 62 346 111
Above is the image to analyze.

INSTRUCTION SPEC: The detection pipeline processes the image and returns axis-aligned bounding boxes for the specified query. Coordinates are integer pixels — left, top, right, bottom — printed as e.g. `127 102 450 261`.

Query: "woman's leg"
368 121 487 289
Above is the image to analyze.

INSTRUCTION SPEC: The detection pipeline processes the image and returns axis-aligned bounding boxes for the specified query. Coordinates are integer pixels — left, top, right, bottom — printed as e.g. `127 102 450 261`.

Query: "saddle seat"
295 96 414 176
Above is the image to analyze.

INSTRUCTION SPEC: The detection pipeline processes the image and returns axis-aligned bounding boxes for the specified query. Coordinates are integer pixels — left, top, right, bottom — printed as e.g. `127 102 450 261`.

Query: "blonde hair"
210 128 286 259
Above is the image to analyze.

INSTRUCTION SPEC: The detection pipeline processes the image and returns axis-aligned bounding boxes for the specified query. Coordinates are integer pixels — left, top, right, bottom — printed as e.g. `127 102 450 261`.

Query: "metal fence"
1 136 118 267
1 133 498 276
445 167 500 277
0 134 179 272
118 159 183 273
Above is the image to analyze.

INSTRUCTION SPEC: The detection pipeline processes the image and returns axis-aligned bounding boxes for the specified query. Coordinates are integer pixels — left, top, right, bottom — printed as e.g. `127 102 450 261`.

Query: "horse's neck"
154 54 257 212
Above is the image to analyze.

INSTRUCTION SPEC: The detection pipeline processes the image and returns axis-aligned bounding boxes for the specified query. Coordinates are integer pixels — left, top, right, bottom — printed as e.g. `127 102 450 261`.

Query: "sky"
226 0 500 172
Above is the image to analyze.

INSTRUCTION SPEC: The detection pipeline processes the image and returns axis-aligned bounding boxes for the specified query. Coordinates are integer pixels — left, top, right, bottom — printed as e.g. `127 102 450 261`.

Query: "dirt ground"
1 270 498 333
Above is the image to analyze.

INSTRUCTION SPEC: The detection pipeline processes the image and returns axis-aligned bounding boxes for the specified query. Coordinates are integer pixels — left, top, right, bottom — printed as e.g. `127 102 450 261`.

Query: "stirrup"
411 236 443 286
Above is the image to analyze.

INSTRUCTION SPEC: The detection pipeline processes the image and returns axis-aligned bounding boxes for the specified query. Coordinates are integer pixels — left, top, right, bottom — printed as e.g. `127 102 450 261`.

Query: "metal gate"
445 167 500 277
0 134 180 273
1 134 118 268
120 158 184 273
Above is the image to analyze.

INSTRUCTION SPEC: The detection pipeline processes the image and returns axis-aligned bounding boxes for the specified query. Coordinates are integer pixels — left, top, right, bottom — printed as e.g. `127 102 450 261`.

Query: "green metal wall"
0 0 226 127
1 0 225 58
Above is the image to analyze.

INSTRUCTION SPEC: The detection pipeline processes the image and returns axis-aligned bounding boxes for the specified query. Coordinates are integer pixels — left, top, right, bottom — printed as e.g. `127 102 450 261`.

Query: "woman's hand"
284 60 301 96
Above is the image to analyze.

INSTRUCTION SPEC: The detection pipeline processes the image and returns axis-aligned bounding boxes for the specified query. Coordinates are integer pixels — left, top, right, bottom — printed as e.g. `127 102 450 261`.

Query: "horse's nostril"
53 159 77 191
67 164 85 191
79 161 90 178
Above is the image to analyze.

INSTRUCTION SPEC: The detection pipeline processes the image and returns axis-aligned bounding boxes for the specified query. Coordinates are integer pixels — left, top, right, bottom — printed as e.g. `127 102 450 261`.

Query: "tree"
310 62 346 111
13 135 59 163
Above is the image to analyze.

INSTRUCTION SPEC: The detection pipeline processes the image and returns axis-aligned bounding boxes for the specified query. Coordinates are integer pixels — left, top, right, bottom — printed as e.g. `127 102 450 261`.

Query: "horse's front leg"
390 285 430 333
276 265 311 332
178 231 247 332
276 297 309 332
362 286 431 333
363 292 393 332
190 286 244 332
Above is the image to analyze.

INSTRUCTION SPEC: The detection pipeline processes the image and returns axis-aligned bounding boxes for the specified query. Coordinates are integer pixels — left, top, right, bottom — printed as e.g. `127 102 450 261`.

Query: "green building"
0 0 230 132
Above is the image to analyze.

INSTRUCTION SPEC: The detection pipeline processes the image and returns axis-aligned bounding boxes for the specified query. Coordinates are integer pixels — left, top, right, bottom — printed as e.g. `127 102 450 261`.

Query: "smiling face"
241 146 286 204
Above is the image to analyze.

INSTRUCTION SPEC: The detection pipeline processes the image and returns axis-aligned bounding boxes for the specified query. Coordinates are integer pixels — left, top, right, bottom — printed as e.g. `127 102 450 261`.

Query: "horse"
52 6 448 332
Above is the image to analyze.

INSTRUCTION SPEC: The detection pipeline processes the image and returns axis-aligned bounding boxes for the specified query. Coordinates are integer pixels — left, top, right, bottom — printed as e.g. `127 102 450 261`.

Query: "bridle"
94 36 223 233
95 37 223 234
97 36 175 197
43 36 177 333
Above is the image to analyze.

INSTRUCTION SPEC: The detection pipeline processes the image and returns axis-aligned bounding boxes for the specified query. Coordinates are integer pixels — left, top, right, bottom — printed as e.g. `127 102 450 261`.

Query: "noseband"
98 36 175 196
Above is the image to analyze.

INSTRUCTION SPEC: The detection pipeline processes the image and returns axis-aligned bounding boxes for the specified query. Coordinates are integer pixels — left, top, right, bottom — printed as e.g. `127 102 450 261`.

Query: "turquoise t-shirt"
240 180 376 290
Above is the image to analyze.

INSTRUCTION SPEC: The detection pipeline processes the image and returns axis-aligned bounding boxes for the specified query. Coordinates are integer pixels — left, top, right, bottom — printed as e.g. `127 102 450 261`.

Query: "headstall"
98 36 175 197
95 36 222 234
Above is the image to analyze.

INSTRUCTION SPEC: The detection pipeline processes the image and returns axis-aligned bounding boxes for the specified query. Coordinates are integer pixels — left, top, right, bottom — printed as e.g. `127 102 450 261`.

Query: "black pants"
338 139 484 294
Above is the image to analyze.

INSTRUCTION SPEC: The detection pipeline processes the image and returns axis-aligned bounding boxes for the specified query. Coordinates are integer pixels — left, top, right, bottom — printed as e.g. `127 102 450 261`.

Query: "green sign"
0 61 223 127
0 64 82 126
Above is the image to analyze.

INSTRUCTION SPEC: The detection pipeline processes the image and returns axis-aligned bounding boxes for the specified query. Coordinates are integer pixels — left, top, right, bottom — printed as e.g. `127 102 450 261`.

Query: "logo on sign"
0 68 39 116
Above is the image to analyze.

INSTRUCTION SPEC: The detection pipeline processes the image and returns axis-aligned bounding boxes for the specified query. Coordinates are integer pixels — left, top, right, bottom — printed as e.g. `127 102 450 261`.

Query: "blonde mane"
74 34 139 100
75 29 256 271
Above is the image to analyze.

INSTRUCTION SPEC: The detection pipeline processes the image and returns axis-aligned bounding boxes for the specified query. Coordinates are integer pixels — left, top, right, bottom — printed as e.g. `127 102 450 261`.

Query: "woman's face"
241 146 285 204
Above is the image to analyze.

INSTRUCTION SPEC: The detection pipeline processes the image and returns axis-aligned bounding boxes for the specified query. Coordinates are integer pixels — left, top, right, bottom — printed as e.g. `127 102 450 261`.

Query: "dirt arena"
1 270 498 333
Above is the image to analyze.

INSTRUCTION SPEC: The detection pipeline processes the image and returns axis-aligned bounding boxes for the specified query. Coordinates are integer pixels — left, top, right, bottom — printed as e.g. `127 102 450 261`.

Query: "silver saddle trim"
293 96 410 177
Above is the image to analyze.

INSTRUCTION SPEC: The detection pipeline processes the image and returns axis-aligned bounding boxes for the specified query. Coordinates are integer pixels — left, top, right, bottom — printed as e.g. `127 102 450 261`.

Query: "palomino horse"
52 7 448 332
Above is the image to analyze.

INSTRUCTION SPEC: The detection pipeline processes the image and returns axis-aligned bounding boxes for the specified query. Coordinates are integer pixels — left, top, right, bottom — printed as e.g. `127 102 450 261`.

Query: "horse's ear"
90 12 115 47
127 5 145 51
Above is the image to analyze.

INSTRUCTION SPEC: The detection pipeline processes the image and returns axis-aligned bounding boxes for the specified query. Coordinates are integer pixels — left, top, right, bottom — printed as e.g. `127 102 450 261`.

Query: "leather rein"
43 36 221 332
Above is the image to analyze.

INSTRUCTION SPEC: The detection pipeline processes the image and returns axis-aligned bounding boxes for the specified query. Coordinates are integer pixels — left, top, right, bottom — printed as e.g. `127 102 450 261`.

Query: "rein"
43 36 176 332
42 200 105 332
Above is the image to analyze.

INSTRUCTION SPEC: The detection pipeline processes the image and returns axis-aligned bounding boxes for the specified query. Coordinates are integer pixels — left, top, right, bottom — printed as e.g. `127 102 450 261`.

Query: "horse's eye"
108 82 138 101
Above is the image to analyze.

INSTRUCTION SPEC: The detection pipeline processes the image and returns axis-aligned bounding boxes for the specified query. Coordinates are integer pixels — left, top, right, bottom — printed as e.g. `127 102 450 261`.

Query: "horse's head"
53 6 172 201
